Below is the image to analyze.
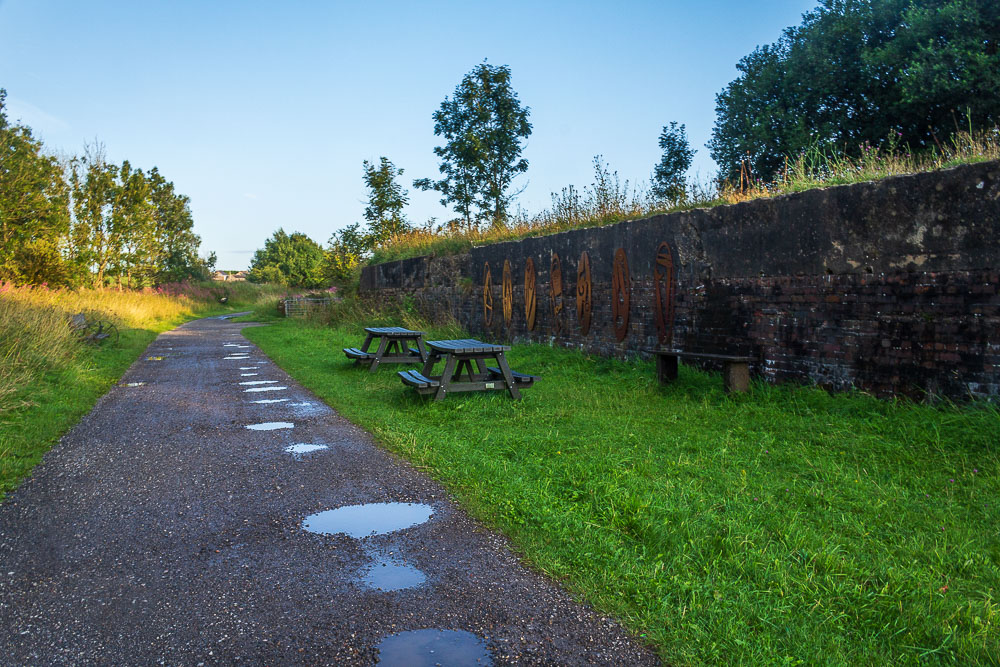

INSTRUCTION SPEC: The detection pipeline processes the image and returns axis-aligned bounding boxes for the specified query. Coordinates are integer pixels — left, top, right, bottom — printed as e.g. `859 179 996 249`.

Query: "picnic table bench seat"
486 366 540 386
656 349 754 393
343 347 374 361
397 369 441 394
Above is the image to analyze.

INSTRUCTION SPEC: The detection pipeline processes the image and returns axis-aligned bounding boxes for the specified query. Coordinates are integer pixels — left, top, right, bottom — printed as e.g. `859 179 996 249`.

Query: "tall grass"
371 127 1000 264
0 280 292 498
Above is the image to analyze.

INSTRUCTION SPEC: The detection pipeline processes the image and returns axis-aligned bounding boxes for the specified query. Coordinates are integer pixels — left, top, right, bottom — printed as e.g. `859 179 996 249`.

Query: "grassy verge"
370 128 1000 264
0 281 290 499
245 316 999 665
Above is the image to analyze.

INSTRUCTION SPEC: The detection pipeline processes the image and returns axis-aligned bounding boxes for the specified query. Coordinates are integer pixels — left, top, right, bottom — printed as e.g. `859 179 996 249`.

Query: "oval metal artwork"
612 248 630 342
524 257 537 331
482 262 494 327
502 259 513 327
549 253 563 335
576 250 592 335
653 241 677 346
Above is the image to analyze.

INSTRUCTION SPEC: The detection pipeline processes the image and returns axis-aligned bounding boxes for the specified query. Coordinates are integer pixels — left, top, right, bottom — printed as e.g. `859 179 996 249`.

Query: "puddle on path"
244 386 287 393
239 380 278 385
375 629 492 666
224 355 250 360
245 422 294 431
284 443 329 458
252 398 288 404
302 503 433 539
361 552 426 592
240 373 259 377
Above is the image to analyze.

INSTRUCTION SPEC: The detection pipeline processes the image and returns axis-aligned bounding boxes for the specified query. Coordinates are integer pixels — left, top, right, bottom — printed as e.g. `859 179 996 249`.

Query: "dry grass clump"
0 282 204 412
372 127 1000 264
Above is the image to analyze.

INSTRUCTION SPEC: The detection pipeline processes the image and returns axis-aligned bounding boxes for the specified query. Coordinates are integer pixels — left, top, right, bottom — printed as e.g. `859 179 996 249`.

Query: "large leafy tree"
363 157 409 244
415 62 532 229
0 89 71 285
247 228 326 288
709 0 1000 182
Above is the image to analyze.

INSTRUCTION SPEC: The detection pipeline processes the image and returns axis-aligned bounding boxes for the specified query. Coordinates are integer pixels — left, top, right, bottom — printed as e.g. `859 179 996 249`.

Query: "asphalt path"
0 316 658 665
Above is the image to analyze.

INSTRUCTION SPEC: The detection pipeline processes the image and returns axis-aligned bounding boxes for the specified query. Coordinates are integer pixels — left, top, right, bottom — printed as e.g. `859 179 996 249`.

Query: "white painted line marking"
239 380 278 385
244 386 287 393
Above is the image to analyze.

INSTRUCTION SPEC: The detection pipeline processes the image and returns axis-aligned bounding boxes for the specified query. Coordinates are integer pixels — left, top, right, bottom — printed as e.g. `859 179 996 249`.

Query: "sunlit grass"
372 127 1000 264
245 313 1000 665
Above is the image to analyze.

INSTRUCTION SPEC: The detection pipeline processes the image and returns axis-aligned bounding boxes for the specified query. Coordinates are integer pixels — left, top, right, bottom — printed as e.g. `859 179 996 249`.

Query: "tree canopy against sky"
709 0 1000 181
415 62 532 230
247 228 326 288
363 157 410 244
0 89 210 287
652 122 696 202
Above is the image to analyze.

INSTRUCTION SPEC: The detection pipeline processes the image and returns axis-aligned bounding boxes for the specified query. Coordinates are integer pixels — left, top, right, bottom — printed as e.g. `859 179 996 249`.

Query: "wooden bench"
342 347 374 361
398 369 441 394
69 312 118 344
486 367 540 387
656 349 754 393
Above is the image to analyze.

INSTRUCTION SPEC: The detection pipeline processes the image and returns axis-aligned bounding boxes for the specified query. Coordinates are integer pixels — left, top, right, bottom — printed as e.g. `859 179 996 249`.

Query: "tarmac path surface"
0 316 658 665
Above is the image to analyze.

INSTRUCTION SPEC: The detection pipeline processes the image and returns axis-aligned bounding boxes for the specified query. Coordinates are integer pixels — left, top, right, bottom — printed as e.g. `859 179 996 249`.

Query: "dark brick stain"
360 161 1000 400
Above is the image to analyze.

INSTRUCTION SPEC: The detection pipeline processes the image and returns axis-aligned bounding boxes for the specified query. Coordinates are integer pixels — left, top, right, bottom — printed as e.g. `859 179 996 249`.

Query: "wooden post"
656 353 678 385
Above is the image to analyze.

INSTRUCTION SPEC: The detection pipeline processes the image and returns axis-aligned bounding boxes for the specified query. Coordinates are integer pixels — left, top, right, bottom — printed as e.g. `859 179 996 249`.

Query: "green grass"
245 317 1000 665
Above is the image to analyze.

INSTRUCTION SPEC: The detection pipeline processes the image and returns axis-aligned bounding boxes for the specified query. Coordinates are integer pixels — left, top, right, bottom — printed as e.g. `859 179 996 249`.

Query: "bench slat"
486 367 541 384
398 369 440 389
343 347 374 360
657 349 753 362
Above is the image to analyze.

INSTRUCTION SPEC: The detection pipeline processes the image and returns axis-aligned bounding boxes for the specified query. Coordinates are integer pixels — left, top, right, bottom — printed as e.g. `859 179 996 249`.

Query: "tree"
326 223 371 283
363 157 409 244
247 228 327 288
0 89 71 285
709 0 1000 182
651 122 696 202
415 62 532 229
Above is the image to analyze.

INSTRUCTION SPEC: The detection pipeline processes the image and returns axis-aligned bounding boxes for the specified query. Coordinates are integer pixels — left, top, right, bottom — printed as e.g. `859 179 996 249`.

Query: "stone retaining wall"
361 161 1000 400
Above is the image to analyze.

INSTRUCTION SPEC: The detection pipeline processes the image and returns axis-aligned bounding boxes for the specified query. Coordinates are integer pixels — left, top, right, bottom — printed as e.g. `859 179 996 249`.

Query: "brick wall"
361 161 1000 400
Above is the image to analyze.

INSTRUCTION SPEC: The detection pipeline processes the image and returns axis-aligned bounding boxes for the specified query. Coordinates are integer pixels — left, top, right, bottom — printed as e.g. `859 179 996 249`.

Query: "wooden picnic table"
398 338 539 401
343 326 428 372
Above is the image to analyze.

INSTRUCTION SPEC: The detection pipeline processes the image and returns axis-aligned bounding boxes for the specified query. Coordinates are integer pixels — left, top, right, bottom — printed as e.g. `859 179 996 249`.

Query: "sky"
0 0 818 270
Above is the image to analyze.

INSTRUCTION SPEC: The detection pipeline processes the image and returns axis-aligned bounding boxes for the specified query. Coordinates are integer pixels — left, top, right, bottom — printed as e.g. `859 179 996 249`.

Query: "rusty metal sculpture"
483 262 494 327
576 250 592 335
612 248 630 341
550 252 563 335
524 257 537 331
502 259 513 326
653 241 677 346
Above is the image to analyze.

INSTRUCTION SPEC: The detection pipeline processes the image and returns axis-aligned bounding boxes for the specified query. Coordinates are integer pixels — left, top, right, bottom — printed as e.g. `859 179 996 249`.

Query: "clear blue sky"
0 0 817 270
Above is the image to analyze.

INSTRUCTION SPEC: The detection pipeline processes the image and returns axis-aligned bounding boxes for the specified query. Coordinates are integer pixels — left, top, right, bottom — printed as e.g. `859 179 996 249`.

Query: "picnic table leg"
415 338 429 363
656 354 678 385
494 352 522 400
421 351 440 378
359 333 375 353
369 337 389 373
474 358 487 379
434 354 457 401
